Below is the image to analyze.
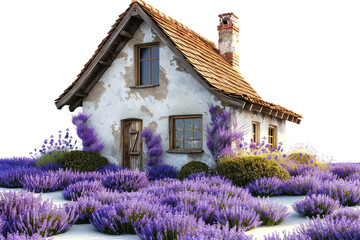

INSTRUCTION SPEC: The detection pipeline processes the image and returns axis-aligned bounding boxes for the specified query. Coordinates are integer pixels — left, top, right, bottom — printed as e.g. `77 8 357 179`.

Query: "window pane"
185 141 193 149
140 61 150 85
175 130 183 140
151 59 159 84
184 119 193 129
193 141 201 149
194 118 201 129
140 47 150 60
194 130 201 139
151 46 159 58
175 119 183 129
185 130 193 140
175 140 183 149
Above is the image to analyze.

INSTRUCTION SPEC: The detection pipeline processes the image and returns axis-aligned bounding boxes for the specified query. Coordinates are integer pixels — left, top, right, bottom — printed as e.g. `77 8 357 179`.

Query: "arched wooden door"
121 119 142 170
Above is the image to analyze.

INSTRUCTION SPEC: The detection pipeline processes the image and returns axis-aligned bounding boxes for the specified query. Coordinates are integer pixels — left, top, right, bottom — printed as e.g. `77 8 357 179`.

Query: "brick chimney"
217 13 240 68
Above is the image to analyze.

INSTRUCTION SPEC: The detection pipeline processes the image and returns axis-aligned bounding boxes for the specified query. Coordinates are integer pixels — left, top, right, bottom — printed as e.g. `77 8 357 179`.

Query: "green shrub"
60 150 109 172
177 161 210 180
215 155 290 187
36 150 66 168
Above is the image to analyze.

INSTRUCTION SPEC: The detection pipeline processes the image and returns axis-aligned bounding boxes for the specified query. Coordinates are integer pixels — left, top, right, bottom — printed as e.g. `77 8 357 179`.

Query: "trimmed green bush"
60 150 109 172
215 155 290 187
177 161 210 180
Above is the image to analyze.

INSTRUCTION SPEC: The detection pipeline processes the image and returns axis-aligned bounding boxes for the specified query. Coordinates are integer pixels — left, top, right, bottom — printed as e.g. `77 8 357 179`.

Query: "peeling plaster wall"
83 22 286 169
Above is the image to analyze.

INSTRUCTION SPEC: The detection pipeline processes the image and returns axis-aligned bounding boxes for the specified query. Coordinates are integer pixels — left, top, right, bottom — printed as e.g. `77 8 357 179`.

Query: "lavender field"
1 112 360 239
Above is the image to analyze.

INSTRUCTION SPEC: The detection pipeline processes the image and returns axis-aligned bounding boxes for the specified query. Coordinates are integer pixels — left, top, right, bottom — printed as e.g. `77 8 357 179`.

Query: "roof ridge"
132 0 217 49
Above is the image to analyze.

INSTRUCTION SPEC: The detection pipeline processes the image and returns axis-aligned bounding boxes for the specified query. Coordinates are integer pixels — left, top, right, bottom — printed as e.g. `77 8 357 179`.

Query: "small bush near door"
60 150 108 172
215 155 290 187
177 161 210 180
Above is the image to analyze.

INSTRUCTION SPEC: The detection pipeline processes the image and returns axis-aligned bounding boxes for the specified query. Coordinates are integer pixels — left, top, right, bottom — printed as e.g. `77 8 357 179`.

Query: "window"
169 115 202 151
268 125 277 149
136 43 159 86
252 121 260 144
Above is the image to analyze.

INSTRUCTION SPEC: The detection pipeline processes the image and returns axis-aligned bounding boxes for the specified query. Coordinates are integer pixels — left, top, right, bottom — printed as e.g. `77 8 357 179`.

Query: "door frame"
121 118 143 169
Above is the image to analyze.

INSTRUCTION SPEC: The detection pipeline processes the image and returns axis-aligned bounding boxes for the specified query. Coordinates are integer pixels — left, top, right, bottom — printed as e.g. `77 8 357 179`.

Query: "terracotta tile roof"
55 0 302 120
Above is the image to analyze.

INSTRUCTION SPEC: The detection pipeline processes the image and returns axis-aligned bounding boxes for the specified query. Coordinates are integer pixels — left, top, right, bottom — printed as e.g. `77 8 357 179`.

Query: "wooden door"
122 119 142 170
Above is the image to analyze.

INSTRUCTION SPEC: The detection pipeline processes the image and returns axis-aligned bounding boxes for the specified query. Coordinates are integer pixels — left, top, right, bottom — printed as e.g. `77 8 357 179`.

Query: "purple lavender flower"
147 164 179 180
62 180 105 201
3 192 78 237
72 112 104 152
102 169 149 192
91 199 165 235
292 194 341 218
205 105 248 161
214 205 262 231
0 166 41 188
141 129 163 167
282 175 321 195
309 179 360 206
295 215 360 239
75 196 104 224
21 171 64 192
245 177 284 197
247 197 290 225
329 207 360 222
330 162 360 179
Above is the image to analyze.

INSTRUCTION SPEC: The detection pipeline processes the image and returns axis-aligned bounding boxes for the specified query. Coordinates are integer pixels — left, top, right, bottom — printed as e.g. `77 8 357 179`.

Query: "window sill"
166 149 204 154
129 84 160 89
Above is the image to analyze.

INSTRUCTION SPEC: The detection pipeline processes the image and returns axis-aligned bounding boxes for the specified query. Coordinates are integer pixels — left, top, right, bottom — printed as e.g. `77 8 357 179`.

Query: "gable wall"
82 22 287 169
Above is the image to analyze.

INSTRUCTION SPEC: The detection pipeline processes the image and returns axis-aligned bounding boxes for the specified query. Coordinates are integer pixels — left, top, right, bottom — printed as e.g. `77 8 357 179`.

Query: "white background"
1 0 359 162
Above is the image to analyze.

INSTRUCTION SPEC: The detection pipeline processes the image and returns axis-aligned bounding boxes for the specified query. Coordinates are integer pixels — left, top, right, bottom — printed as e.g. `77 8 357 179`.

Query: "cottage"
55 0 302 170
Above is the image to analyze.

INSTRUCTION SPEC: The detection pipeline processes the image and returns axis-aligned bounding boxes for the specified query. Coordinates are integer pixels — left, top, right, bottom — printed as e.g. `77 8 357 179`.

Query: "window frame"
268 125 278 150
135 42 160 87
168 115 203 153
252 121 260 144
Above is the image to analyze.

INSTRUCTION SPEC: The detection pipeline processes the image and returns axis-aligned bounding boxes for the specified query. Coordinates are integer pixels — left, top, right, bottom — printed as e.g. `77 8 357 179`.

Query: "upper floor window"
136 43 159 86
268 125 278 149
169 115 202 151
252 121 260 144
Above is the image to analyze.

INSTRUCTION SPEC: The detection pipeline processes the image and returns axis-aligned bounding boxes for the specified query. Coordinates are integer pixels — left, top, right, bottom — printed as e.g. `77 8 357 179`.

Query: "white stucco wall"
82 22 287 169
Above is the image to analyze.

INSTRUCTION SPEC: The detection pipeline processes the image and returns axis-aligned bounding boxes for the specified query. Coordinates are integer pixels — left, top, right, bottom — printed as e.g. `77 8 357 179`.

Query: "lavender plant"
214 205 262 231
295 215 360 240
330 207 360 221
90 199 165 235
292 194 341 218
7 201 79 237
21 171 64 192
74 196 104 224
133 211 201 239
102 169 149 192
90 189 123 206
72 112 104 152
309 179 360 206
62 180 105 201
281 175 321 195
329 162 360 179
0 166 41 188
247 197 290 225
245 177 284 197
141 129 163 166
205 105 248 161
147 163 179 180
